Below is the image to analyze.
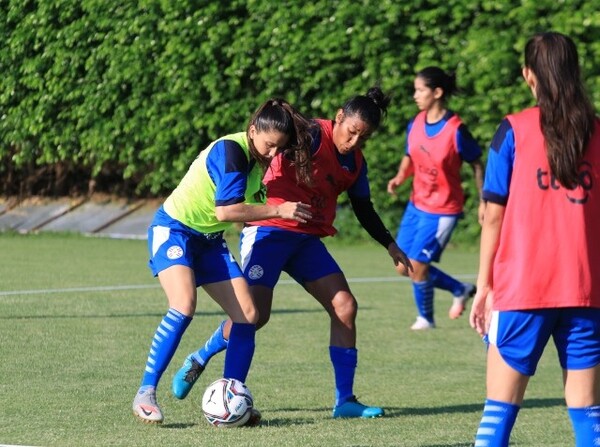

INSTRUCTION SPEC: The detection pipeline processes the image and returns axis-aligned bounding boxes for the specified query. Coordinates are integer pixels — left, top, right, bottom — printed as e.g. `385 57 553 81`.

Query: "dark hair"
524 32 595 189
340 86 391 130
247 98 313 185
416 66 458 101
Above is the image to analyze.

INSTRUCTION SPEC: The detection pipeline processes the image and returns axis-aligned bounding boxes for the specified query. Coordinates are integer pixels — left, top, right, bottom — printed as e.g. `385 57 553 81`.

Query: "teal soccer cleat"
332 396 384 419
172 355 204 399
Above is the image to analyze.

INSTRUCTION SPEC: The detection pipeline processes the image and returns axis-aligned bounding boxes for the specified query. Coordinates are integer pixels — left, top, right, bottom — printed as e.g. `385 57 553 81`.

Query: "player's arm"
216 201 311 223
387 120 415 195
209 140 311 223
470 119 514 335
471 201 504 336
349 163 413 272
471 159 485 224
457 123 486 223
387 155 414 195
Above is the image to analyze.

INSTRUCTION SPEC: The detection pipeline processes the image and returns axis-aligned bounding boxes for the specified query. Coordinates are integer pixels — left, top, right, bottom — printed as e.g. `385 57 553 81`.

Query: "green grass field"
0 233 573 446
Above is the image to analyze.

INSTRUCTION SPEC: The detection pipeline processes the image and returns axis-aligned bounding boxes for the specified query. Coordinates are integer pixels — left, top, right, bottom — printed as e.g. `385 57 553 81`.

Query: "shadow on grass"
383 397 564 417
0 307 328 320
253 398 564 427
159 422 197 429
419 444 473 447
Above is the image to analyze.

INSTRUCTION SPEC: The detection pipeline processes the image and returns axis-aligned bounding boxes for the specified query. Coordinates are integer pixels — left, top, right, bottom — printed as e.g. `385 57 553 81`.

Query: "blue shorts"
147 207 243 286
488 308 600 376
239 226 342 288
395 202 460 263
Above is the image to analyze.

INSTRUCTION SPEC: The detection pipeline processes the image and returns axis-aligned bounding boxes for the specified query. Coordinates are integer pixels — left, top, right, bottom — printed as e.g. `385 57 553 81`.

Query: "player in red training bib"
470 32 600 447
387 66 484 330
172 87 412 419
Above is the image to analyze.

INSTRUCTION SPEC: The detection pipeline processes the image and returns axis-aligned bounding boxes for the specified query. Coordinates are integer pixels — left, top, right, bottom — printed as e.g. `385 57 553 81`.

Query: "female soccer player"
132 98 314 424
172 87 412 419
470 32 600 447
387 66 484 330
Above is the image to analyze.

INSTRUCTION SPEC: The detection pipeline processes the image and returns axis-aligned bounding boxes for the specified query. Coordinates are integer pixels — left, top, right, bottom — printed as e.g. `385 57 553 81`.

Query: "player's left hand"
388 243 413 273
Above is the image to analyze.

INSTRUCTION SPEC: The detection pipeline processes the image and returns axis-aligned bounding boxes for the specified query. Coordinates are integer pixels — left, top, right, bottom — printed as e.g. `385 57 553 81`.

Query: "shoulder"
490 119 514 153
406 115 419 133
310 120 323 153
507 106 539 124
445 110 462 128
209 138 248 172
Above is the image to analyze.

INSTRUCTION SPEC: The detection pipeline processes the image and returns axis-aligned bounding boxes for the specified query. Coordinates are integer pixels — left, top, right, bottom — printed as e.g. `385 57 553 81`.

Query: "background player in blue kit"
470 32 600 447
387 67 484 330
171 87 412 419
132 98 314 424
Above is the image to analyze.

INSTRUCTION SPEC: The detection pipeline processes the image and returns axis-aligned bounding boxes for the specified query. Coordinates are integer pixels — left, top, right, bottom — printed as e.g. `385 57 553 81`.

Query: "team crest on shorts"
166 245 184 259
248 265 264 280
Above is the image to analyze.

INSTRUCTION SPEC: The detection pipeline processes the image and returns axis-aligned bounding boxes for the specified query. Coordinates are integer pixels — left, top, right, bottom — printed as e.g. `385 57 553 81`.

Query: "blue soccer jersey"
208 139 256 207
482 118 516 206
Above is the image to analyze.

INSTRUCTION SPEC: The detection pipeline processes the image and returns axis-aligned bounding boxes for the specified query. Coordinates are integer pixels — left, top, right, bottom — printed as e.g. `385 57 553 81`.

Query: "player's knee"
333 292 358 322
239 305 258 325
256 311 270 329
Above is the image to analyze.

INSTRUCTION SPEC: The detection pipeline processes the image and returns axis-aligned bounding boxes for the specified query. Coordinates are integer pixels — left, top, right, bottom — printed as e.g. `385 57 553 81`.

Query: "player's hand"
277 201 312 223
388 243 413 273
387 176 402 195
469 285 493 337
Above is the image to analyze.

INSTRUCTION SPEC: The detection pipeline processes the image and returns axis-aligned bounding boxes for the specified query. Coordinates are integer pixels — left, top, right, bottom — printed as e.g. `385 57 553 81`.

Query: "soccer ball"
201 378 254 428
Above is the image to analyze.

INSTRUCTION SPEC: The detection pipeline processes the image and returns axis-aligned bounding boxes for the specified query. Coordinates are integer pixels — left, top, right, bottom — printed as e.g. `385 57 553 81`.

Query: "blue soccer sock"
568 405 600 447
140 308 192 389
329 346 357 406
475 399 520 447
429 265 464 296
412 279 434 323
223 322 255 382
191 320 229 367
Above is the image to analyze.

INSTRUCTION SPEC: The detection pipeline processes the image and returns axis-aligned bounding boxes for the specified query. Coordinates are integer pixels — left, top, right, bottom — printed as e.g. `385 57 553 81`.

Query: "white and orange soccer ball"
201 378 254 428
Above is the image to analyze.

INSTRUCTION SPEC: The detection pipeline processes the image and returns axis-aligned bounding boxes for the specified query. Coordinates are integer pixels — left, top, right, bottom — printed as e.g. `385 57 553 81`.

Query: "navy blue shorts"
239 226 342 288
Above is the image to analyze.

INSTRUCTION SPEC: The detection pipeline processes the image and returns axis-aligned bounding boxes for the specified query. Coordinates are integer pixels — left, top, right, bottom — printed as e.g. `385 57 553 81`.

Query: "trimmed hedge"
1 0 599 242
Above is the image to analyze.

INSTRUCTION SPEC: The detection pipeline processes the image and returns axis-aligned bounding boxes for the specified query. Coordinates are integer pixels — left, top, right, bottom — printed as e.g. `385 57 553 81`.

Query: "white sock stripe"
476 427 496 436
160 319 175 332
153 333 163 343
474 440 490 447
166 309 184 321
145 366 155 373
147 358 156 366
481 415 502 424
483 404 506 413
156 326 168 337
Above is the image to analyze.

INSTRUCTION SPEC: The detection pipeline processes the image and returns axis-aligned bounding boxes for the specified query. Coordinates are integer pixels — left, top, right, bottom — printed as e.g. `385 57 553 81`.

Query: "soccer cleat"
133 386 164 424
172 355 204 399
410 316 436 330
242 408 262 427
449 283 476 319
332 396 384 419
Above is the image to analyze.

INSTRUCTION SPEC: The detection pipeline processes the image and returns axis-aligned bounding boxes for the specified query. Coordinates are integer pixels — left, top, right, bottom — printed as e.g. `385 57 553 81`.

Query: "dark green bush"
1 0 599 242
